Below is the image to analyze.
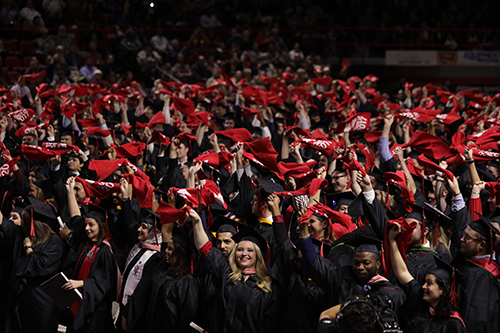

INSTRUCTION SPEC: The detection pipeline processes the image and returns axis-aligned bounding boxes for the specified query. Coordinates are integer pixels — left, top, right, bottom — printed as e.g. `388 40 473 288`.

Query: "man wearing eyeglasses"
330 170 350 193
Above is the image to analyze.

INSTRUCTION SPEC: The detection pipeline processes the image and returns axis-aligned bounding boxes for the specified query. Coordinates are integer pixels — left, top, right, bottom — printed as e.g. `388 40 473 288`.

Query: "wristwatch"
24 245 32 251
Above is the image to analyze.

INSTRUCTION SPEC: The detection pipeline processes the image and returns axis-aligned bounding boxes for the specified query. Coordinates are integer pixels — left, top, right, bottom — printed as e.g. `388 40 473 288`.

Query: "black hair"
434 275 458 317
165 241 191 276
337 296 377 333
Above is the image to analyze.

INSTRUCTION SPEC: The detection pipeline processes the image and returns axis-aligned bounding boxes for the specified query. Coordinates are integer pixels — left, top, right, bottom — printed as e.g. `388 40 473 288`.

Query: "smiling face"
331 171 349 192
85 218 100 240
352 252 380 285
236 240 257 270
165 239 175 264
308 215 328 240
422 274 443 308
137 222 150 242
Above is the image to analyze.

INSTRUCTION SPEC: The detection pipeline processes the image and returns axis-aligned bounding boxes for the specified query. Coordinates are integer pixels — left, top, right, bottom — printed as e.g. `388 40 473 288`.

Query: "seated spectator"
80 57 98 82
19 0 44 27
55 25 74 52
172 53 193 83
36 27 55 56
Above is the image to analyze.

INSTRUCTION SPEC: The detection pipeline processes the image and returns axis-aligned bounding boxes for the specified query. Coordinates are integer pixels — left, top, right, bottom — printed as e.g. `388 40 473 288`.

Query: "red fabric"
244 137 279 173
115 142 146 158
299 203 357 240
147 130 171 146
199 241 212 256
194 151 232 171
296 138 341 156
86 126 111 137
241 107 261 117
286 126 311 138
445 132 466 165
6 108 34 122
383 171 415 212
91 98 110 116
42 142 80 155
186 111 211 126
417 155 454 179
171 187 198 207
0 156 20 178
199 180 227 209
125 173 154 209
176 132 197 143
171 96 195 116
215 128 253 143
384 217 416 271
121 124 132 136
278 160 317 177
89 159 124 181
339 151 367 176
364 131 383 145
75 177 121 199
472 148 500 162
469 198 482 221
311 130 328 140
401 132 450 160
334 112 371 134
274 178 328 197
23 71 46 83
78 118 99 128
147 112 166 127
435 112 462 126
471 258 500 279
310 77 332 86
356 141 375 169
156 203 190 224
20 144 60 160
70 244 101 317
395 106 441 123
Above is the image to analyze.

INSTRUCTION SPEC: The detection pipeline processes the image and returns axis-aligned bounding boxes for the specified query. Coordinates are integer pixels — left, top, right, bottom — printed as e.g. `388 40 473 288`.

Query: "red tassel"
490 229 494 264
320 243 324 258
30 206 35 237
385 184 390 209
381 240 388 277
450 268 457 307
105 212 111 241
112 130 116 144
421 208 426 245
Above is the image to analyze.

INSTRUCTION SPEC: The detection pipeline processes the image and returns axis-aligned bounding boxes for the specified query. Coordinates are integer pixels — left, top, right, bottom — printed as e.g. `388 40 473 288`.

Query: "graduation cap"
427 256 460 306
33 178 54 200
85 204 111 241
142 209 161 246
472 212 500 263
348 235 388 277
232 226 268 258
326 191 357 211
24 197 58 236
256 178 285 200
209 216 246 235
171 227 193 257
489 206 500 224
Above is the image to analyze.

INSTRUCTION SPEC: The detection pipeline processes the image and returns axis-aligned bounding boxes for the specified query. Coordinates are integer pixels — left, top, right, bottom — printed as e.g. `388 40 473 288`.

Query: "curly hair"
165 241 191 276
434 275 458 317
338 296 377 333
228 241 272 293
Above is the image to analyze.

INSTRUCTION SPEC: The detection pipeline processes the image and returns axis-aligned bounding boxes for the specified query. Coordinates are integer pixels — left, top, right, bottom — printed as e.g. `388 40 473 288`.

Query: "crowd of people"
0 4 499 333
0 41 499 332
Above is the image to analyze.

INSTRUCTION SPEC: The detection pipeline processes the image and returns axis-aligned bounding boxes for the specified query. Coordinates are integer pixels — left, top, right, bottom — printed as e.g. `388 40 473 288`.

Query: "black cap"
405 201 450 228
232 226 268 258
348 235 383 256
427 256 459 285
142 209 160 228
25 197 57 221
256 178 284 199
209 216 246 235
171 227 192 255
33 178 54 200
471 212 500 239
86 203 107 222
489 207 500 224
326 191 357 211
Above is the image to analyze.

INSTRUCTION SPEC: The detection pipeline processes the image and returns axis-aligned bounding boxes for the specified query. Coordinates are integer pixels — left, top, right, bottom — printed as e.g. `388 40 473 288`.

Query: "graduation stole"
258 217 273 225
70 244 101 317
470 257 500 279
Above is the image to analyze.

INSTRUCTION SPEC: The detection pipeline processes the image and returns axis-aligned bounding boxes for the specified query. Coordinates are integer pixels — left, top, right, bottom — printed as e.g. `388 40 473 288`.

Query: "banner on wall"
385 51 437 66
457 51 500 66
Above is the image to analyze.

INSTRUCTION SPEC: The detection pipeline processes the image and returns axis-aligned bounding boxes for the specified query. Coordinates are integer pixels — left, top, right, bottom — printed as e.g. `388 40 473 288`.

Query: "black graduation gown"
14 235 64 333
399 279 466 333
0 217 20 332
300 237 407 311
273 219 327 333
121 250 162 331
146 267 199 333
389 245 438 286
454 256 500 333
202 246 278 333
68 243 118 333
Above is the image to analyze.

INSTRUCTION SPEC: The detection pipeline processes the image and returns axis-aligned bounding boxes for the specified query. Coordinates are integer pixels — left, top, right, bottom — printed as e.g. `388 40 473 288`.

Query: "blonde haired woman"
188 208 277 332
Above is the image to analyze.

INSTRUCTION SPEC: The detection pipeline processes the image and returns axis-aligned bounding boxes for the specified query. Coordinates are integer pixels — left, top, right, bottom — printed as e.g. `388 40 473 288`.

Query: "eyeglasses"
463 233 483 243
332 174 347 181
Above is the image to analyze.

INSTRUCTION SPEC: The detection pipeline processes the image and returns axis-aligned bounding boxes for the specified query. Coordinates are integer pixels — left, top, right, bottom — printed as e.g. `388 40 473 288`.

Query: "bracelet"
472 191 480 195
23 245 32 251
436 179 444 183
466 160 474 164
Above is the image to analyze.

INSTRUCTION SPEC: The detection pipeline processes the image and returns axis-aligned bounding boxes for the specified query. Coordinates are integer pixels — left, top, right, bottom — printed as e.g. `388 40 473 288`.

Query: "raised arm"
186 207 209 251
66 177 81 218
387 223 414 285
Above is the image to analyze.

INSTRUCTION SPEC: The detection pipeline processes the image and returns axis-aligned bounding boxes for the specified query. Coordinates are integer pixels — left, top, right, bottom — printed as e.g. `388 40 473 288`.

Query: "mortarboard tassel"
105 212 111 241
112 130 116 144
421 207 426 245
380 240 388 277
385 184 390 209
154 220 158 246
30 206 35 237
489 229 494 264
450 268 457 307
